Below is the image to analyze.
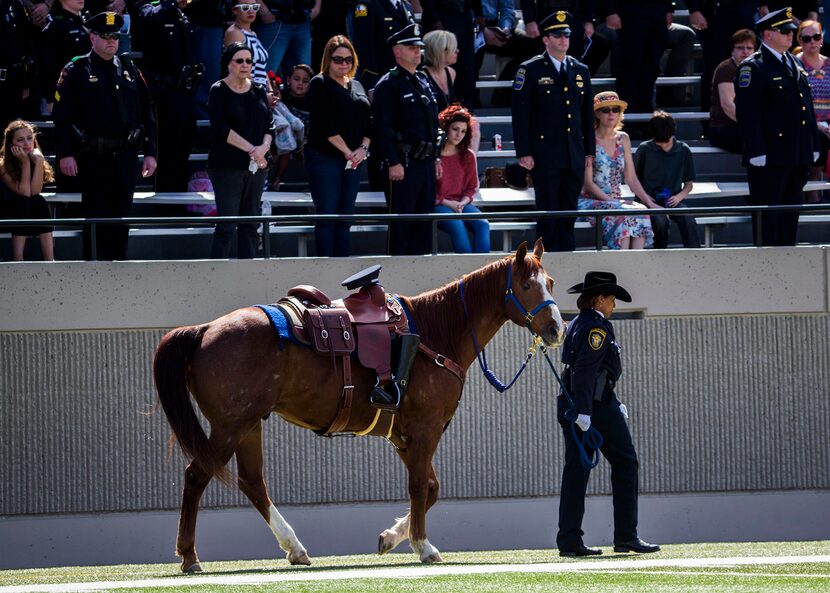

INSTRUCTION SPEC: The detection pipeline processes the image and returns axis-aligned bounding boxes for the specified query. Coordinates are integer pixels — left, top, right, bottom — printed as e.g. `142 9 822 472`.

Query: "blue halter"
460 263 556 393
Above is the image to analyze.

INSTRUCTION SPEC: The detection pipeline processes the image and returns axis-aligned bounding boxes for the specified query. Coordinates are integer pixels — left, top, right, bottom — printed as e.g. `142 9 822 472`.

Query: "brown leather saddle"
277 268 409 436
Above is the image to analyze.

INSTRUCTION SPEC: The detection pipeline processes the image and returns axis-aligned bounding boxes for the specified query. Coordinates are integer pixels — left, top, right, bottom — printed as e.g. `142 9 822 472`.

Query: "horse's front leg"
405 441 443 563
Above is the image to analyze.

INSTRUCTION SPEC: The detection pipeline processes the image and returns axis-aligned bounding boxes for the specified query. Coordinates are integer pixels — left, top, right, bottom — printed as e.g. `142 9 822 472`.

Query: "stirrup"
369 380 400 411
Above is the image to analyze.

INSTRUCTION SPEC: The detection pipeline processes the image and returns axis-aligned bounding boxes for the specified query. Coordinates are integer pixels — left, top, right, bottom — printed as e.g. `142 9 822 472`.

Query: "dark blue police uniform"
53 12 157 261
349 0 415 91
135 0 202 192
512 16 594 252
556 271 657 556
734 9 820 246
372 24 441 255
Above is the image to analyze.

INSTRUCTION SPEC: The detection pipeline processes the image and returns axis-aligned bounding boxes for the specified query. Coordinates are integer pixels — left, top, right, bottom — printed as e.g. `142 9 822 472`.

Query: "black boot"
370 334 420 410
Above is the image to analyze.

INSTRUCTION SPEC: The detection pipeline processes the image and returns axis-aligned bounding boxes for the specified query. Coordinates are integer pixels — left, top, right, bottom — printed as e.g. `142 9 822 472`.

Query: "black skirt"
4 193 53 236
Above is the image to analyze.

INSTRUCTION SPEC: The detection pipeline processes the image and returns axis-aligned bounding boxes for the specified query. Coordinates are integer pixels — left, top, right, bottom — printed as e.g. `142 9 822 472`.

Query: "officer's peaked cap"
539 10 573 34
387 23 425 47
567 271 632 302
755 7 797 32
85 11 124 34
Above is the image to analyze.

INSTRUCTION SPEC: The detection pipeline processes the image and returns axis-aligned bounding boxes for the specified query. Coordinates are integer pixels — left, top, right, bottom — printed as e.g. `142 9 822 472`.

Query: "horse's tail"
153 325 229 483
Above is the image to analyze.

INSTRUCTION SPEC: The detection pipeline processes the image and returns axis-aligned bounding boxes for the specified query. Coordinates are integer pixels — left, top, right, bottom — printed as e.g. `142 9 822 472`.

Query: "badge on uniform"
514 67 526 91
538 77 553 85
124 71 133 82
588 328 607 350
738 66 751 88
354 3 367 17
56 67 68 89
88 75 98 83
576 73 584 88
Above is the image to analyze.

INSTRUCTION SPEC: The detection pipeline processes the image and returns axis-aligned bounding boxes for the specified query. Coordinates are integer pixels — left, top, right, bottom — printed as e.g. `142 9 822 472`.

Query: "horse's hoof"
182 562 203 573
289 551 312 566
378 532 396 555
421 552 443 564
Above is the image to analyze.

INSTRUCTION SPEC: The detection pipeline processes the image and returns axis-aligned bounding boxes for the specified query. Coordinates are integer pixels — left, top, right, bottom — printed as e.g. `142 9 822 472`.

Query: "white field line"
2 555 829 593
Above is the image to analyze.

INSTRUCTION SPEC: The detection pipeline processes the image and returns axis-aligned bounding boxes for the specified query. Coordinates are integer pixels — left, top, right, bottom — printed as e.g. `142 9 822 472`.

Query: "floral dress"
579 134 654 249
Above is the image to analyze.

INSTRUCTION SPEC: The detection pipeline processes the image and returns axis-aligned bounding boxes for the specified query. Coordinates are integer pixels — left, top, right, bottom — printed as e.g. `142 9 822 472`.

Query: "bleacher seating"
4 5 830 260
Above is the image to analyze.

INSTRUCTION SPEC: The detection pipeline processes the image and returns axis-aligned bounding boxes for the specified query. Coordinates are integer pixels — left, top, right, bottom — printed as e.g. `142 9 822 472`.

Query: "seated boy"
634 111 701 248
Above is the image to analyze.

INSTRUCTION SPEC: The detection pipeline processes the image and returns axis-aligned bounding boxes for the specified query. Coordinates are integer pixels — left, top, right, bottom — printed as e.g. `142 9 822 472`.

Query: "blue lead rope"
460 276 539 392
540 346 603 470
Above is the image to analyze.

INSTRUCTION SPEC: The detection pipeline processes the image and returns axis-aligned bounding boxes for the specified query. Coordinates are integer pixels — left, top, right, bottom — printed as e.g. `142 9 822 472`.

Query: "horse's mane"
403 253 543 362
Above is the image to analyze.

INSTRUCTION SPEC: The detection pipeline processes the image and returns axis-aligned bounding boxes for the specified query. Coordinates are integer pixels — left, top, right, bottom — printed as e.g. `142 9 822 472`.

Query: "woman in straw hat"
579 91 655 250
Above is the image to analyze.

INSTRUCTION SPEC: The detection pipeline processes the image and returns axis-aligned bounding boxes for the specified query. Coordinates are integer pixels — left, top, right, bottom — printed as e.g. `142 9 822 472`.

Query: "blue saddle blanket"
254 304 303 348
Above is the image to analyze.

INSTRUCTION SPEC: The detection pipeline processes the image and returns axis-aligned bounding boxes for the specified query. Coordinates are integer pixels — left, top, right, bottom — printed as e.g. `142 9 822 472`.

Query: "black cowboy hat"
567 271 632 302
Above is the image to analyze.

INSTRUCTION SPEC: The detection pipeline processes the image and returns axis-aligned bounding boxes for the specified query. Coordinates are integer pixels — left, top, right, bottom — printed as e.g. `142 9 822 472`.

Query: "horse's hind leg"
236 424 311 566
177 461 211 572
176 429 237 573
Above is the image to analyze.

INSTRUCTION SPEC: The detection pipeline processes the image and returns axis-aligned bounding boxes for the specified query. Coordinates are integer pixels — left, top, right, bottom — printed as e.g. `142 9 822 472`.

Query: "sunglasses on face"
597 106 622 114
96 32 120 40
232 57 254 64
330 55 354 65
234 3 260 12
773 28 794 35
801 33 823 43
549 31 571 38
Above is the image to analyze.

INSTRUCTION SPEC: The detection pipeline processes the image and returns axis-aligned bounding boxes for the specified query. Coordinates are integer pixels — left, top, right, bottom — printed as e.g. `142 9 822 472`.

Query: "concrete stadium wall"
1 247 829 568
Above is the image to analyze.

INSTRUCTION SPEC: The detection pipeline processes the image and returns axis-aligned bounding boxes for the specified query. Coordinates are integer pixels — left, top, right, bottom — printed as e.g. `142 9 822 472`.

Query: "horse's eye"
522 283 531 290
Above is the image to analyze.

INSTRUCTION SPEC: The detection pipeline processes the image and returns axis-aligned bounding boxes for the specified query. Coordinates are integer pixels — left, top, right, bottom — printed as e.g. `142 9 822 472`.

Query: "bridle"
459 262 555 392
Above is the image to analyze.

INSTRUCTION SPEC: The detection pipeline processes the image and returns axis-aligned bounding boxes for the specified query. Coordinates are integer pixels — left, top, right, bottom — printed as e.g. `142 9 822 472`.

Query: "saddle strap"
418 342 466 384
322 354 354 436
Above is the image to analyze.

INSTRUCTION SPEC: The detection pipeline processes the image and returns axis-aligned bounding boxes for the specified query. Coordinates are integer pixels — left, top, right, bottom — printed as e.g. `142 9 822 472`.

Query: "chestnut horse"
153 239 564 572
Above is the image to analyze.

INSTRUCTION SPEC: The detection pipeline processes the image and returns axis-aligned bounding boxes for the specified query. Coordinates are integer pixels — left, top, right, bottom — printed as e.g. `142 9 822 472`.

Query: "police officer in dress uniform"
39 0 90 115
734 7 820 247
512 11 594 252
372 23 442 256
53 11 158 260
557 271 660 557
135 0 203 192
349 0 414 93
0 0 35 128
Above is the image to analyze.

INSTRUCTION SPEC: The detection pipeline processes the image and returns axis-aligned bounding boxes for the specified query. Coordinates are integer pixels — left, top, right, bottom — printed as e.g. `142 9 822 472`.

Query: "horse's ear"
532 237 545 260
515 241 528 267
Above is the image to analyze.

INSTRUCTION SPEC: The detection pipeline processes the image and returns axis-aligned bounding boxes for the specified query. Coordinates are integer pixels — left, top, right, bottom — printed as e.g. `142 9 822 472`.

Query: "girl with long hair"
0 120 55 261
435 105 489 253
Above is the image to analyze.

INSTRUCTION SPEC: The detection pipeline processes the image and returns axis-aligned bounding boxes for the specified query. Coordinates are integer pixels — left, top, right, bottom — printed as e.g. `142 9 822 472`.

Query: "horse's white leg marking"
411 538 443 563
267 503 309 563
378 513 410 554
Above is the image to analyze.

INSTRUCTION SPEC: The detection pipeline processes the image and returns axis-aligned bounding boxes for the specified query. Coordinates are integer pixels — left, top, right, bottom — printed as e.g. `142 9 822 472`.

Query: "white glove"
575 414 591 431
619 403 629 419
814 152 820 162
749 155 767 167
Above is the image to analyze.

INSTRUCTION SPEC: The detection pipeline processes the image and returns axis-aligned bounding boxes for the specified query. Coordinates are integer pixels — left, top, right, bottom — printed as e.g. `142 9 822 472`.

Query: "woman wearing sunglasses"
224 2 269 89
579 91 654 250
304 35 372 257
206 43 275 259
795 19 830 197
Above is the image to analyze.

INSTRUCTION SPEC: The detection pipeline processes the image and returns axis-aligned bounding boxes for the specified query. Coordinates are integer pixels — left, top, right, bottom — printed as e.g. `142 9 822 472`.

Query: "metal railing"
2 203 830 260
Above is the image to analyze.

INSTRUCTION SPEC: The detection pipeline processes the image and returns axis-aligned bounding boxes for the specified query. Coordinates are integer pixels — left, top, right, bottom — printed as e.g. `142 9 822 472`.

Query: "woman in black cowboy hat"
556 271 660 557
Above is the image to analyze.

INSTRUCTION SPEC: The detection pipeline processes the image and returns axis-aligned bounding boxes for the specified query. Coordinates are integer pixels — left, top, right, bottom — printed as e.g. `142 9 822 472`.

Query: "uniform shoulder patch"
588 327 607 351
513 67 526 91
738 65 752 88
354 3 367 17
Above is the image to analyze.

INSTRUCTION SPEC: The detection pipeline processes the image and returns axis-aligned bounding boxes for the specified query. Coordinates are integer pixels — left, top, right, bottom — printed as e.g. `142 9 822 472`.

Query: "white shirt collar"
547 53 567 72
592 308 606 319
762 42 786 62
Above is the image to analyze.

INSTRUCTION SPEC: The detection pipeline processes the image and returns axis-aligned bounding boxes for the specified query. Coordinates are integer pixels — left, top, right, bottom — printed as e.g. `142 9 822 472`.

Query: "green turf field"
1 541 828 593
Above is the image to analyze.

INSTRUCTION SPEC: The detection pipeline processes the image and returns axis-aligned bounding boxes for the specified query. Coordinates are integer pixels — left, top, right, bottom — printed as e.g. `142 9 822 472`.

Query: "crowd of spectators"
1 1 830 260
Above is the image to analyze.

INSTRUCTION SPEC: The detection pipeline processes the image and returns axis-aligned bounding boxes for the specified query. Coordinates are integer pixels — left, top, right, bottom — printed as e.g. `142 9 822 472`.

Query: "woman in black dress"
0 120 55 261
